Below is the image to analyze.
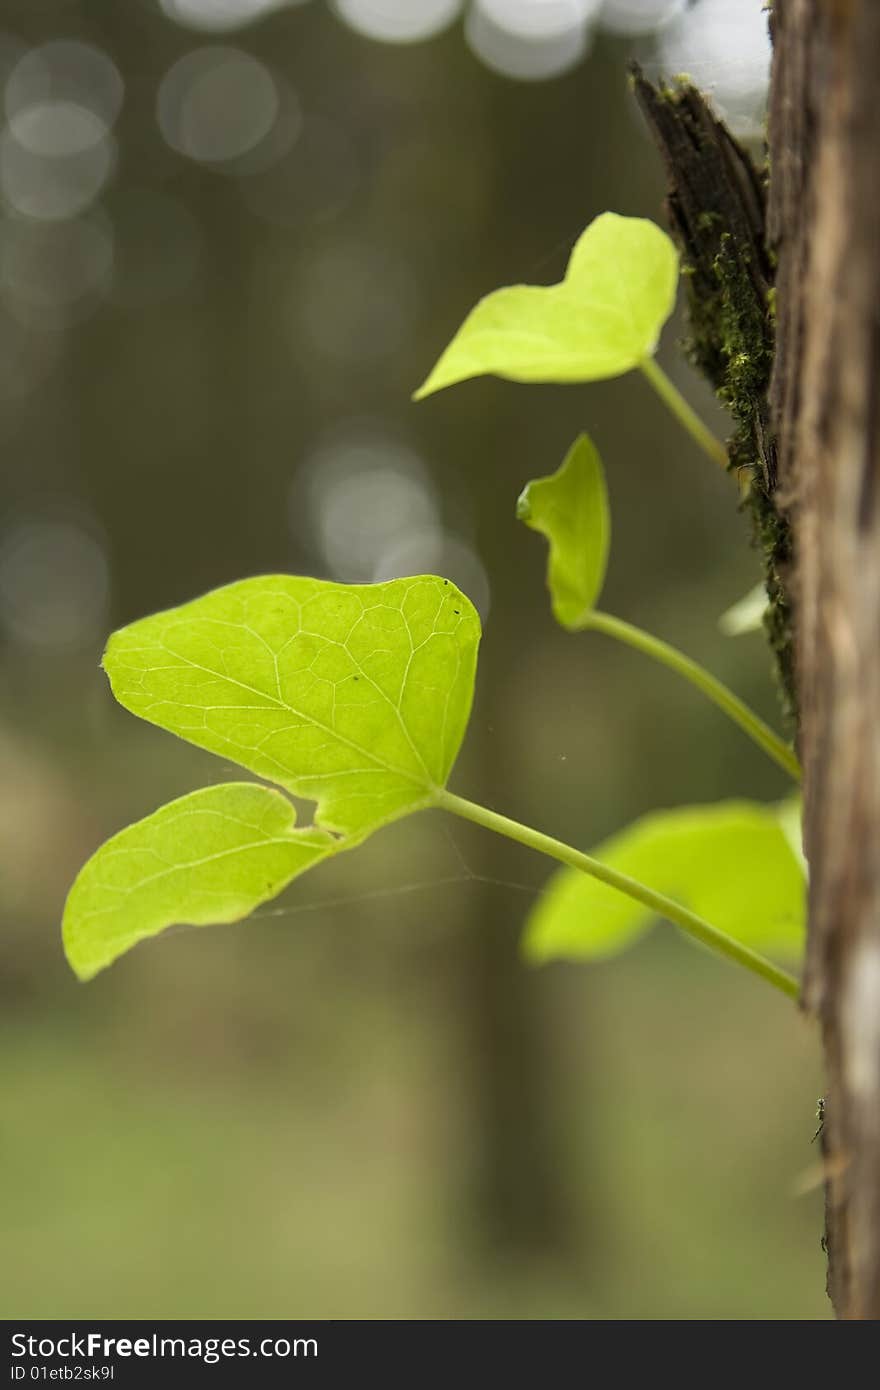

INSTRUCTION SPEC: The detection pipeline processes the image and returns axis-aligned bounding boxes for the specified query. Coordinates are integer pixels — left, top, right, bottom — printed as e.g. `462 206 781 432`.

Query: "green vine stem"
438 790 800 1000
639 356 729 470
579 609 801 783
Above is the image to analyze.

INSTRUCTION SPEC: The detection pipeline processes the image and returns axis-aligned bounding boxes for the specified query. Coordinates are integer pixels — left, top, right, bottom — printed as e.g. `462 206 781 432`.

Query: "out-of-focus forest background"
0 0 825 1319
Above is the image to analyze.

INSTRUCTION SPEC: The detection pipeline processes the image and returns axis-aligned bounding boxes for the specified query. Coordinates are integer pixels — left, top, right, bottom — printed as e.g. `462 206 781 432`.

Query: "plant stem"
580 609 801 783
437 790 800 1000
639 356 729 469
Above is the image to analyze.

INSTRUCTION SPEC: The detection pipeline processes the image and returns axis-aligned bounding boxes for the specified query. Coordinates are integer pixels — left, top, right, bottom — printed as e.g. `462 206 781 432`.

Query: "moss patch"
632 68 797 724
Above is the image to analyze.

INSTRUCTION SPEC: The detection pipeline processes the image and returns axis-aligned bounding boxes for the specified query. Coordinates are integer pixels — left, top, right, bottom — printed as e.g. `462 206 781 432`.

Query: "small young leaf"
719 582 768 636
524 800 806 966
102 574 481 840
63 783 336 981
517 433 610 628
414 212 678 399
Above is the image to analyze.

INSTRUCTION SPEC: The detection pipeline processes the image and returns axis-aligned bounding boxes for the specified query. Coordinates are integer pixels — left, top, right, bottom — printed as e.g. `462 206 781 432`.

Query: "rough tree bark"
631 67 796 719
769 0 880 1320
635 0 880 1317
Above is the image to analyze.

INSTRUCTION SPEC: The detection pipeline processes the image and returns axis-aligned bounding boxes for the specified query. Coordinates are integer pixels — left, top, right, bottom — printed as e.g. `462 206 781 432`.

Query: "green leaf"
776 795 807 878
414 212 679 399
516 433 609 628
65 574 481 978
63 783 335 981
719 582 768 636
523 800 806 966
102 574 481 840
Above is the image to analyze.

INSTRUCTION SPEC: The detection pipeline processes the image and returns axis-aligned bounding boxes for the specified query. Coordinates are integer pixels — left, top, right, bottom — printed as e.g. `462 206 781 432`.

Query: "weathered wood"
769 0 880 1319
631 66 796 720
637 6 880 1314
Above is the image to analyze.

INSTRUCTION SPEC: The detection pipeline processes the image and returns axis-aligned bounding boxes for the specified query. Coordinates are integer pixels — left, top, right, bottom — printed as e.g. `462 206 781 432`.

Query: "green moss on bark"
684 230 796 720
632 69 797 723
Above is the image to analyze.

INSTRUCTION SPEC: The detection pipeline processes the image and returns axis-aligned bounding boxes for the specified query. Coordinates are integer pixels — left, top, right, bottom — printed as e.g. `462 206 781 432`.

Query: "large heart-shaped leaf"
517 433 610 628
63 783 335 981
64 574 481 977
524 800 806 965
103 574 481 839
414 213 679 399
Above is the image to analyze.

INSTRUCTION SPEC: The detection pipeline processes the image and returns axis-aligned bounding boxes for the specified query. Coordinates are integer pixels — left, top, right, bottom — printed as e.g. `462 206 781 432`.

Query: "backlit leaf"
719 582 768 636
63 783 335 981
102 574 481 840
517 433 610 628
524 800 806 965
65 573 481 977
414 213 679 399
776 796 807 878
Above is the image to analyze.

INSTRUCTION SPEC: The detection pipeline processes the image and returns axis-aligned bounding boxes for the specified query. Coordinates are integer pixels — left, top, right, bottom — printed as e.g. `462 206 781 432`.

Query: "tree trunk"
635 0 880 1318
769 0 880 1319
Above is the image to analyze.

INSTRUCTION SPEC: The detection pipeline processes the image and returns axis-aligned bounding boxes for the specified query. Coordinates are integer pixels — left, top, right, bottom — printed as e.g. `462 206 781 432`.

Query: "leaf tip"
61 915 104 984
65 953 101 984
515 483 533 522
412 362 447 401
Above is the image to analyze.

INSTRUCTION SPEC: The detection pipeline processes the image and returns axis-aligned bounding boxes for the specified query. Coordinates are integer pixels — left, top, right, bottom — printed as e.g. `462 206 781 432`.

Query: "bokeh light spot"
0 514 110 648
159 0 296 33
466 0 595 80
477 0 601 41
9 100 107 157
292 426 439 581
599 0 686 35
157 47 280 164
332 0 464 45
657 0 770 135
5 40 124 129
0 126 115 222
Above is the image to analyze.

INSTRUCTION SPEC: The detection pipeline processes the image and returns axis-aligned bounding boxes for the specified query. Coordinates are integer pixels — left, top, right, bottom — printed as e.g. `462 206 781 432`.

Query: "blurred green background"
0 0 825 1319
